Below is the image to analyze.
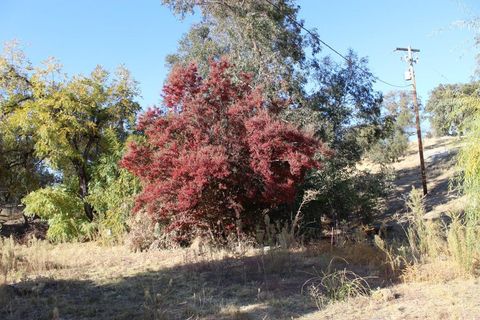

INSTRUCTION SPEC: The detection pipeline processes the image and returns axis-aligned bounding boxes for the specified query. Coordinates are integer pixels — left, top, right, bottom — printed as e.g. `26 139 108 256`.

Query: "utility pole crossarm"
395 47 420 52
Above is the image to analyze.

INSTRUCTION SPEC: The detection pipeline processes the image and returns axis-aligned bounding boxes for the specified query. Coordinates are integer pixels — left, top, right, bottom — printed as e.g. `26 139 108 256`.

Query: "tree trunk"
77 163 94 221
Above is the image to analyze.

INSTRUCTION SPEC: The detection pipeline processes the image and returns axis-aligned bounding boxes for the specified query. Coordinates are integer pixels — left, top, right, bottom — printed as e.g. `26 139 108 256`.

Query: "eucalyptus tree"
163 0 319 102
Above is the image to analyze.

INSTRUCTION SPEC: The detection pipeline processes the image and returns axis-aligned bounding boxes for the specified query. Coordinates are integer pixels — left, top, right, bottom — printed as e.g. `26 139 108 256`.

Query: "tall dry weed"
0 236 17 283
406 188 444 261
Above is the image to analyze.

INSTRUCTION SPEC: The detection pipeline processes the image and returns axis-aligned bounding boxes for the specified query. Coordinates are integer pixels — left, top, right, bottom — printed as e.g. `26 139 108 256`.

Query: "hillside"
384 136 464 220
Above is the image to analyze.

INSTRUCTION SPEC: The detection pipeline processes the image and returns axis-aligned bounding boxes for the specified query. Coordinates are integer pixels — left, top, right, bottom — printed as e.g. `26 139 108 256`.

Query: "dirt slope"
385 136 464 219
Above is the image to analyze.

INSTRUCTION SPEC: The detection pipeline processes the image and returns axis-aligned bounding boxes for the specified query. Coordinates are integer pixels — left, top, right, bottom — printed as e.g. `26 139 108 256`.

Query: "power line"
262 0 411 88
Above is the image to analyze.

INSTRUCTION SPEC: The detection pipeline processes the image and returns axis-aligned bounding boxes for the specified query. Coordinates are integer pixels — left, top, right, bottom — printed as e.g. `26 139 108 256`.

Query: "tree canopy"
163 0 319 101
162 1 390 226
426 82 480 136
368 90 415 164
0 43 141 241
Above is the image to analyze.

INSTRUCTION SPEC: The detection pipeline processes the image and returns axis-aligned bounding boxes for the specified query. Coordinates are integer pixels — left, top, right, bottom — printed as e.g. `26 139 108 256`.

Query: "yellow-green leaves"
1 44 141 233
22 187 87 242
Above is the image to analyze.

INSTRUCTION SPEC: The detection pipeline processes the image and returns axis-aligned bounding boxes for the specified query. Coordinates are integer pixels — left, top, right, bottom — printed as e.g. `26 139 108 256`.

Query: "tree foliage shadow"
1 245 390 320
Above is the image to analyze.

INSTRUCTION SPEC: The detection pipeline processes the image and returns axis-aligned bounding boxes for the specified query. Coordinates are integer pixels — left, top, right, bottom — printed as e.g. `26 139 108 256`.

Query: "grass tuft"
302 258 372 310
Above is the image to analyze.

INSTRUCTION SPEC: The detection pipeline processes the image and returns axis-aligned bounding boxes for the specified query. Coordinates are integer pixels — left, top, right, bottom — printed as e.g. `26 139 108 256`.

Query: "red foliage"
121 59 328 241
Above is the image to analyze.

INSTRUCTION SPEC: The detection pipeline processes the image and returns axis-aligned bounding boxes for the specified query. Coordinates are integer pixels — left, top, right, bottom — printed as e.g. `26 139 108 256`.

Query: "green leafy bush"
22 187 93 242
458 116 480 218
88 144 140 244
454 115 480 272
368 131 409 164
301 166 394 233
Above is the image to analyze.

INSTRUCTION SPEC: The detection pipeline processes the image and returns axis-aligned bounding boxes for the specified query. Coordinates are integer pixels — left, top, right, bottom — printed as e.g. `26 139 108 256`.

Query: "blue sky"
1 0 479 111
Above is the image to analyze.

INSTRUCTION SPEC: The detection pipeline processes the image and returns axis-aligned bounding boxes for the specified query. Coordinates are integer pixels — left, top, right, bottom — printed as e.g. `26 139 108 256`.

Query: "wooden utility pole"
395 46 428 195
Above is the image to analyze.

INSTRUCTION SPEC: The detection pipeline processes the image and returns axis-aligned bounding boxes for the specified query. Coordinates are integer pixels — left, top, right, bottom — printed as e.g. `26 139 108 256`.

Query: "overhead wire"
262 0 411 88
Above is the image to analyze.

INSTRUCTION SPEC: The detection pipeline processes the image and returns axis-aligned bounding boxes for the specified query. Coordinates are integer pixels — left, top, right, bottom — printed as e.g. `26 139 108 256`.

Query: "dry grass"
401 259 470 284
1 223 478 319
302 258 373 310
1 236 62 284
300 278 480 320
4 237 478 319
0 238 394 320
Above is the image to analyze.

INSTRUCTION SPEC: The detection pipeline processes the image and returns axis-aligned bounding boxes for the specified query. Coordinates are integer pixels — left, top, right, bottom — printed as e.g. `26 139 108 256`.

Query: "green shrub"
458 117 480 219
453 115 480 273
88 165 139 245
301 166 394 234
22 187 93 242
368 131 409 164
85 133 141 245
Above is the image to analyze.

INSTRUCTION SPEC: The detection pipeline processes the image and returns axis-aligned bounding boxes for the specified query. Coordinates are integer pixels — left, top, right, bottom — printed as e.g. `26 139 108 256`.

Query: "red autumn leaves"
121 59 328 240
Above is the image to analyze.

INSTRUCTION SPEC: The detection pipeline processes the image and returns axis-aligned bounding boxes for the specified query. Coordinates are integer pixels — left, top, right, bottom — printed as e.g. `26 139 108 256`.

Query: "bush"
458 117 480 217
122 59 327 243
301 166 393 233
125 210 157 252
22 187 94 242
368 130 409 164
125 210 177 252
452 115 480 273
88 148 140 245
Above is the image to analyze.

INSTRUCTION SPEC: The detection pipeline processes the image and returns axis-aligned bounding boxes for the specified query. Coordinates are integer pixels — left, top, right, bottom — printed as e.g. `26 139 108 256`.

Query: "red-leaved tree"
122 59 328 242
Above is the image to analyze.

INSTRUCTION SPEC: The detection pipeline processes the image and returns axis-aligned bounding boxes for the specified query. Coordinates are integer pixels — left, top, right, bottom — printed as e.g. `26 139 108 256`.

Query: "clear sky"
1 0 479 111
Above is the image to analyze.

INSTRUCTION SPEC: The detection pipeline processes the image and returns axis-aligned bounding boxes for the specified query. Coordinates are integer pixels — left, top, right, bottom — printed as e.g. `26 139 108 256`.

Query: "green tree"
87 135 140 244
291 53 392 224
0 41 54 204
368 90 415 163
1 44 140 230
163 0 318 100
162 1 386 163
426 82 479 136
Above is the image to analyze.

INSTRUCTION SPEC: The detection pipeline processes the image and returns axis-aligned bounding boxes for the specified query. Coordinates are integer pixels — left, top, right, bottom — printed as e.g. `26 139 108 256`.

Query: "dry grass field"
1 239 395 319
1 137 478 320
